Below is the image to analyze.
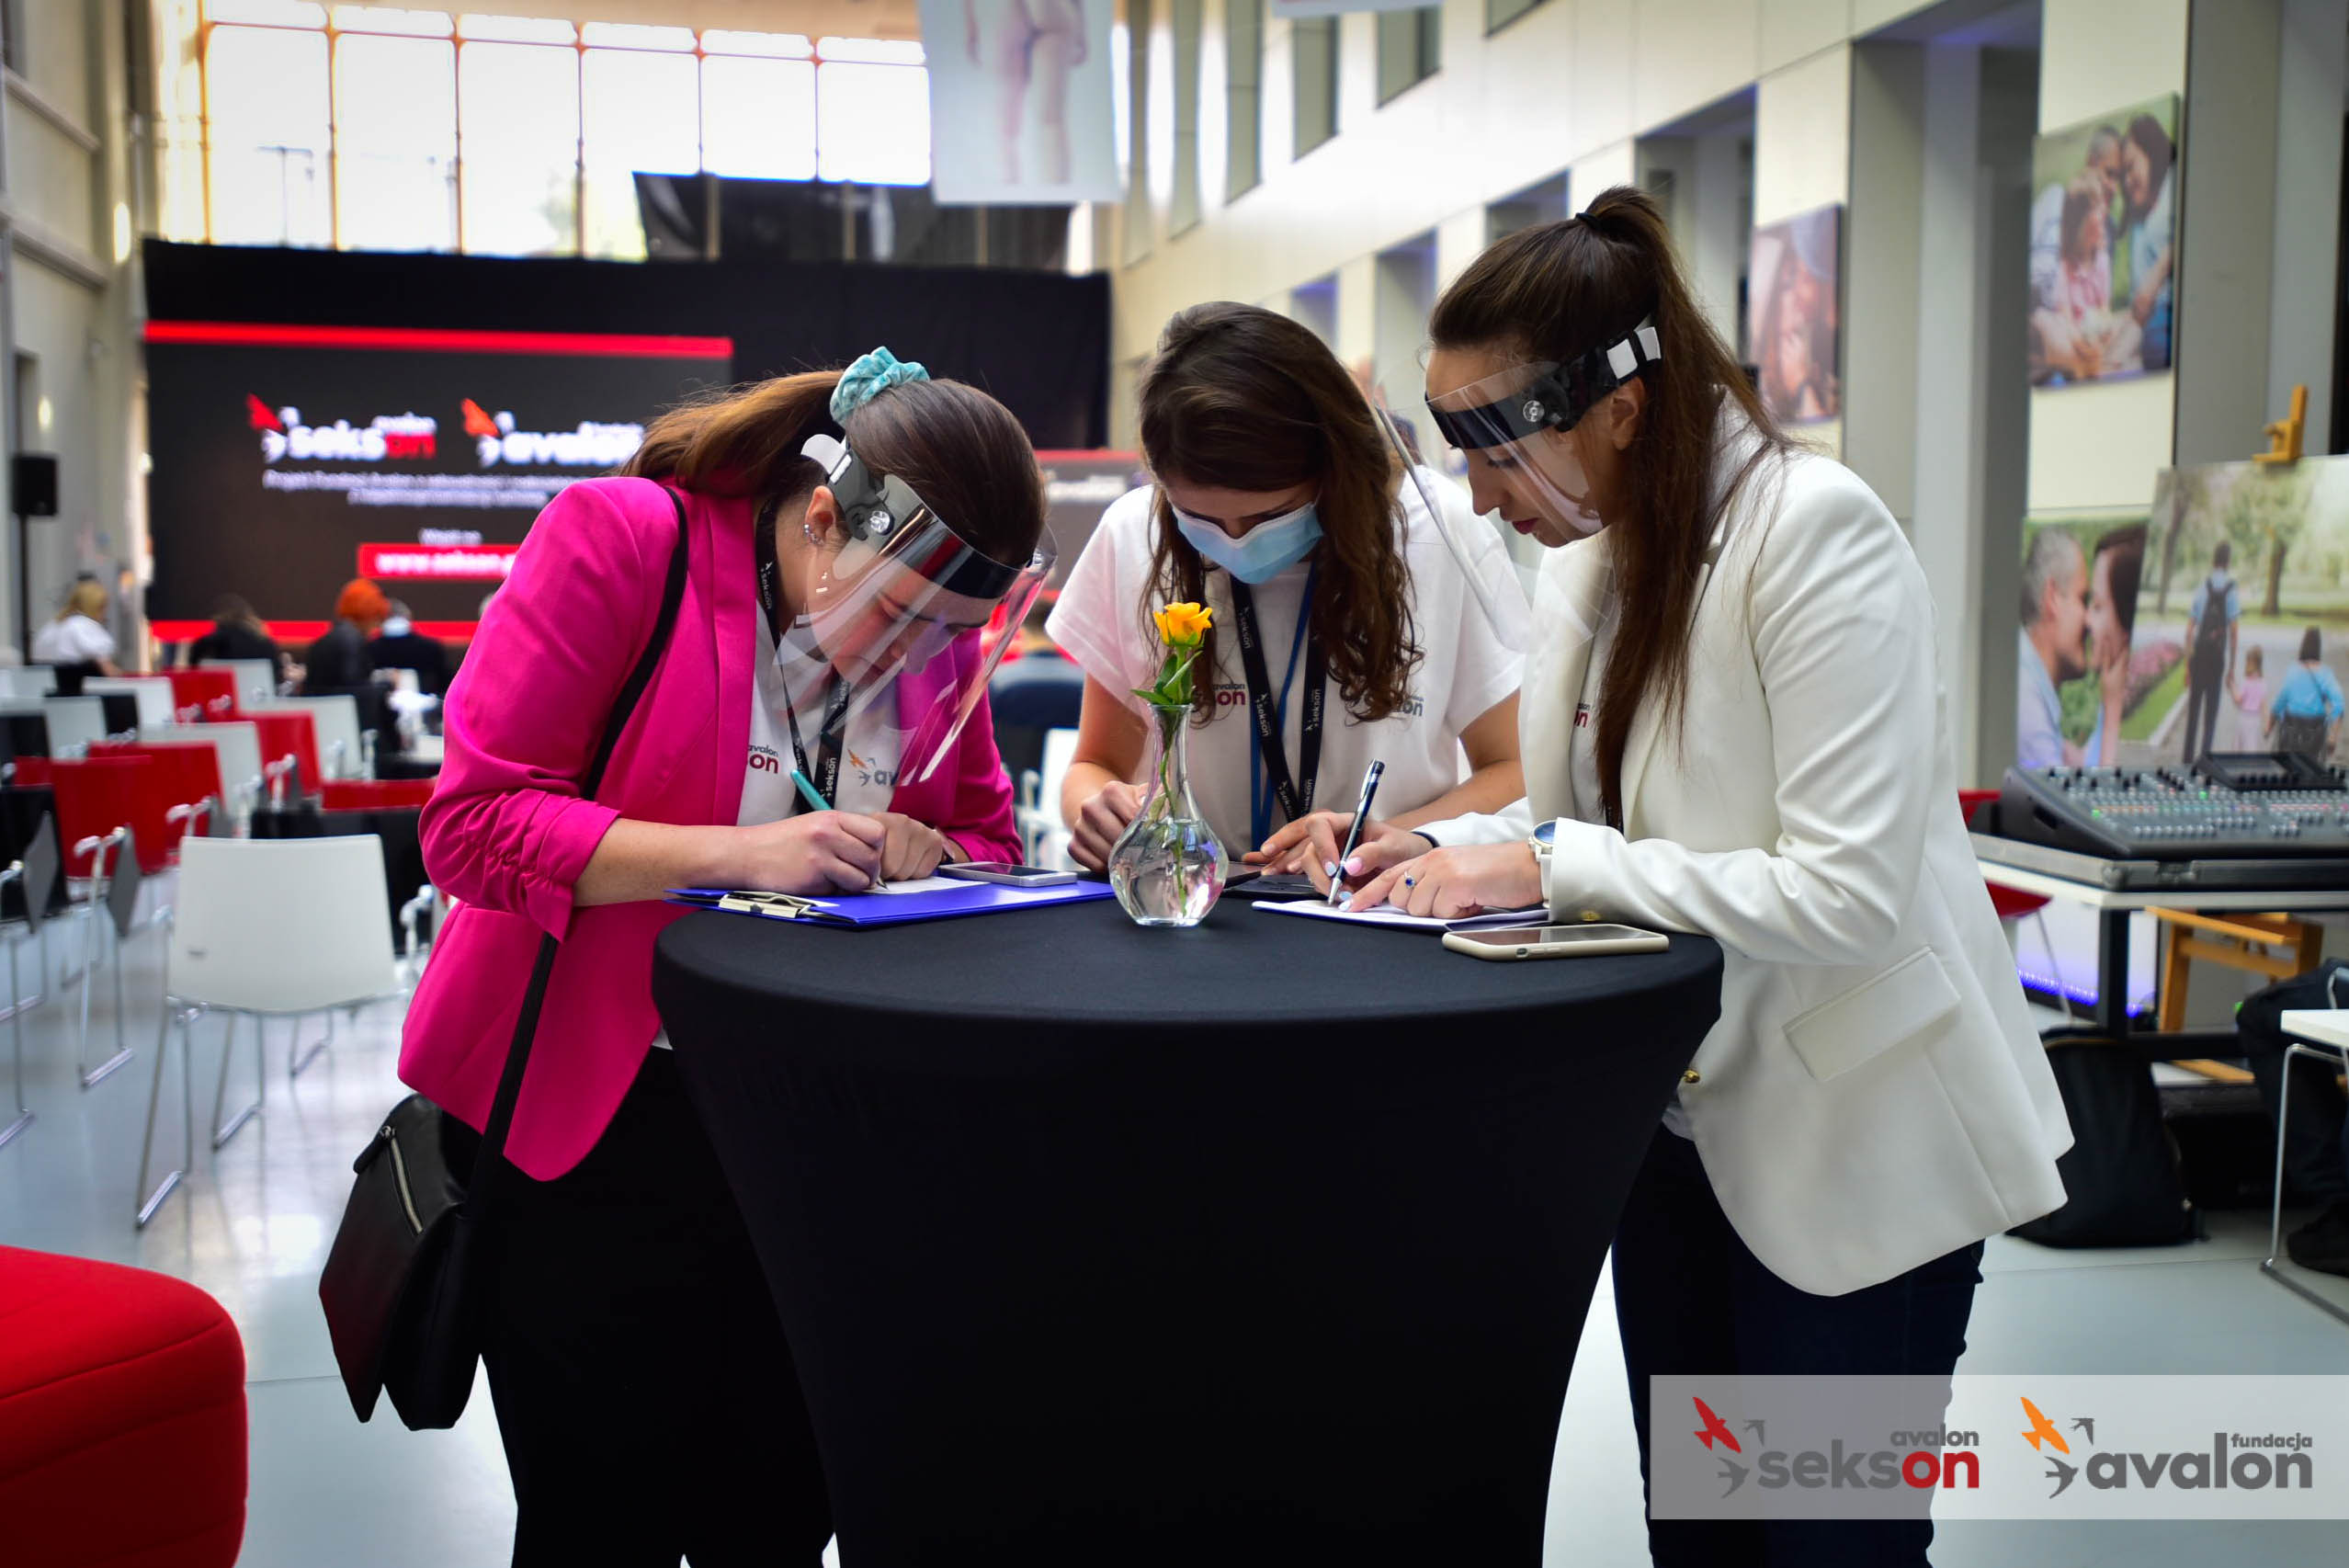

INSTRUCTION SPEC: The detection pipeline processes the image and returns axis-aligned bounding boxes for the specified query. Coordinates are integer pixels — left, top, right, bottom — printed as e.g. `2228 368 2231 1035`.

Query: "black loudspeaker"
11 453 58 517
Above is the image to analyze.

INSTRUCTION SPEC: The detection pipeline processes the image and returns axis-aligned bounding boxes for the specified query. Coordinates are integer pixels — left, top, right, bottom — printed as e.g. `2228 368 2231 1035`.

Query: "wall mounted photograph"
920 0 1121 204
2018 458 2349 773
1744 203 1842 426
2027 94 2178 387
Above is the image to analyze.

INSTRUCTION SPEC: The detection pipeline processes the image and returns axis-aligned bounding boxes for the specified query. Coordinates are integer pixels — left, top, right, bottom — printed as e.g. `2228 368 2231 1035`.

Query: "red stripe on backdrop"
151 620 480 642
142 321 735 360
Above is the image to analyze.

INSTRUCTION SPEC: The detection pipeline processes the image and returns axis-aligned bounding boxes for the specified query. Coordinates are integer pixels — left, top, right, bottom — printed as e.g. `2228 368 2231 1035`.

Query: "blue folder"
665 879 1114 928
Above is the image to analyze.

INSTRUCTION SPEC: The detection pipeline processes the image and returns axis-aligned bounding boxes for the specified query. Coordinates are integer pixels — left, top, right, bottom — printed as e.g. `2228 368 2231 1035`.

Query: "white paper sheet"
1254 901 1550 932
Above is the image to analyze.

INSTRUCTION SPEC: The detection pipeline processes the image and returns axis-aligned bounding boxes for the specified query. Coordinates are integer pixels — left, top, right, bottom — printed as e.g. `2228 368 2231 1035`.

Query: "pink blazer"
400 477 1022 1179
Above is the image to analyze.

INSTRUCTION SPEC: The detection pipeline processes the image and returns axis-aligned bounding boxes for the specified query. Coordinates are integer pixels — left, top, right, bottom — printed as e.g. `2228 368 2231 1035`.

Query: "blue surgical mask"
1173 500 1324 585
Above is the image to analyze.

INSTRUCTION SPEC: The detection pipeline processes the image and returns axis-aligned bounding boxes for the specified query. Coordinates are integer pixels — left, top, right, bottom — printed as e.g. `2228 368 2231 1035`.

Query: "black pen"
1327 759 1385 905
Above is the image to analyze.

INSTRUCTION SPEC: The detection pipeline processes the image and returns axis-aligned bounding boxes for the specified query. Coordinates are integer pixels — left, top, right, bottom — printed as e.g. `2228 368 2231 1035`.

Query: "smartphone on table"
1440 923 1669 961
938 862 1079 887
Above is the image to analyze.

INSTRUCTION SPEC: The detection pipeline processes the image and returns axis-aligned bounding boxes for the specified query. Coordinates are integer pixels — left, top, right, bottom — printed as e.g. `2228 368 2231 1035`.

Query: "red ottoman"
0 1247 246 1567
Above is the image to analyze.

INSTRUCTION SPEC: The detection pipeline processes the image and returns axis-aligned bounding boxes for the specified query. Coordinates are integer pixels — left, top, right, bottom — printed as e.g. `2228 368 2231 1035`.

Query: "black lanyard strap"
759 498 853 813
1230 578 1325 830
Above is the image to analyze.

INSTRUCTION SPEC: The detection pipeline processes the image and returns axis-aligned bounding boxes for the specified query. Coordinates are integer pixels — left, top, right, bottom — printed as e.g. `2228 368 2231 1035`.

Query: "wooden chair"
2154 909 2326 1082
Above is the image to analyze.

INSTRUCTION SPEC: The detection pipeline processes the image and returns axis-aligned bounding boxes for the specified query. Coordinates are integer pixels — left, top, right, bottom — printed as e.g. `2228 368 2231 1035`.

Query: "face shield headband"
1424 320 1662 452
800 434 1030 601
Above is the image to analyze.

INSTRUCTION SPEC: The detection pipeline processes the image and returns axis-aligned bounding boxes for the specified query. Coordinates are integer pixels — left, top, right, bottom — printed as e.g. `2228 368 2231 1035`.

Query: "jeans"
1613 1125 1985 1567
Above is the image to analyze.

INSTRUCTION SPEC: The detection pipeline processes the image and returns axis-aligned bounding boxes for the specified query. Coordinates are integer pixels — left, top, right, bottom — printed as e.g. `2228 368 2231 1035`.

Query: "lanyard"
1232 564 1324 846
759 501 852 814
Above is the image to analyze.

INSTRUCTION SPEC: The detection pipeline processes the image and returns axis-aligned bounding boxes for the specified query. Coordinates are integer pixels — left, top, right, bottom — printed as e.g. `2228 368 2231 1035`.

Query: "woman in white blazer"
1344 187 2074 1565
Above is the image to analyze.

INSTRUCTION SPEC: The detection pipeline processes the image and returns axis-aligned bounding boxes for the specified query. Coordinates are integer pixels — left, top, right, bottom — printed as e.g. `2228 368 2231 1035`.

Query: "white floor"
3 894 2347 1566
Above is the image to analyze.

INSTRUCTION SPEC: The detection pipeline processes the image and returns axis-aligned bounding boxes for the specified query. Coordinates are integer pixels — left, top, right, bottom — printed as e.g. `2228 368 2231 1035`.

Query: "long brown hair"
624 369 1045 565
1137 302 1417 722
1429 185 1787 823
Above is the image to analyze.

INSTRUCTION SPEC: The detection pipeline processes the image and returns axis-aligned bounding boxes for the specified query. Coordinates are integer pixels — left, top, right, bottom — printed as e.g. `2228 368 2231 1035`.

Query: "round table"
653 897 1722 1566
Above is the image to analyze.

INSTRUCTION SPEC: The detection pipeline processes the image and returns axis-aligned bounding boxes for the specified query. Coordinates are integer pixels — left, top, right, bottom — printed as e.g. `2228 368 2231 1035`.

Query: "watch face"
1533 819 1559 846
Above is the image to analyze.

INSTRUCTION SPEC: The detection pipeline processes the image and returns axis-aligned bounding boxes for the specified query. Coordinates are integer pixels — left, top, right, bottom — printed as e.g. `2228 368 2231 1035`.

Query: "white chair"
2265 1000 2349 1328
38 697 105 756
139 722 265 824
1021 727 1080 870
246 696 363 781
84 676 176 730
0 666 57 699
136 835 403 1226
202 657 281 709
0 817 60 1151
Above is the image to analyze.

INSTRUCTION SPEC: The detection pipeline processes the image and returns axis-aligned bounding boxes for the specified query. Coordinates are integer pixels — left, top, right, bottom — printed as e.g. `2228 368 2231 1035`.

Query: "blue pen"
789 769 886 890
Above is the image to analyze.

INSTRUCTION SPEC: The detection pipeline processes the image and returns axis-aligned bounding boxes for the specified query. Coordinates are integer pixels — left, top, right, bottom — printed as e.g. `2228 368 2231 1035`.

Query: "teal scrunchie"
832 347 930 422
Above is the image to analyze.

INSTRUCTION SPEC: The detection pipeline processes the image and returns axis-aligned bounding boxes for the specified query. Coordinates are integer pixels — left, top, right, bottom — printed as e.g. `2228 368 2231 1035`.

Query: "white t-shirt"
32 614 115 665
741 619 900 825
1046 471 1527 858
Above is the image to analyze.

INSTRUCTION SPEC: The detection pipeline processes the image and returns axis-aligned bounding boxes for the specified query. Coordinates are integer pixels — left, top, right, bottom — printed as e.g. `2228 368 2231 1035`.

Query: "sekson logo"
461 398 641 470
1693 1397 1980 1499
247 394 437 462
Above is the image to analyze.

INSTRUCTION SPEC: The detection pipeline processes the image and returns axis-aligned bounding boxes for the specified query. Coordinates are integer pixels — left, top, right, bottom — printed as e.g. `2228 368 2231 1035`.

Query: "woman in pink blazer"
403 353 1044 1566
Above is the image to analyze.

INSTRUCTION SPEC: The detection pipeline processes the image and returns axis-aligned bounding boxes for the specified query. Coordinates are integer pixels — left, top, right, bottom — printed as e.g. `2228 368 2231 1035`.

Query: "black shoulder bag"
319 490 691 1429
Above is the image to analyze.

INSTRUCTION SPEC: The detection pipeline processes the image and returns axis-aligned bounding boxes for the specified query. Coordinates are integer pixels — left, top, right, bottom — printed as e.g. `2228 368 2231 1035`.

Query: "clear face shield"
773 434 1054 790
1421 320 1661 546
1363 381 1531 658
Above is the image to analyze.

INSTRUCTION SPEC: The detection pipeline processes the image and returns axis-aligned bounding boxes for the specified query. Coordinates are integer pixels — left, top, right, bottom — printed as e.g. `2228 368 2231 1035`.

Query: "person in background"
189 594 286 684
1050 301 1527 890
404 349 1046 1566
369 598 452 697
2268 626 2344 759
2181 540 2239 763
307 578 388 693
31 579 121 684
2229 644 2268 754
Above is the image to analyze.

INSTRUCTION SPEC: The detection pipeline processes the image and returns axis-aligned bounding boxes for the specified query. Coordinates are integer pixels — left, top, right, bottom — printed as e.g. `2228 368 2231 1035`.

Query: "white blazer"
1440 416 2071 1296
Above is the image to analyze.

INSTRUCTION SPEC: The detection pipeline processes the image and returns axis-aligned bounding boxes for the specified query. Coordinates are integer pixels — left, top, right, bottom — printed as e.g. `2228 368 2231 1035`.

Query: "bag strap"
471 486 693 1198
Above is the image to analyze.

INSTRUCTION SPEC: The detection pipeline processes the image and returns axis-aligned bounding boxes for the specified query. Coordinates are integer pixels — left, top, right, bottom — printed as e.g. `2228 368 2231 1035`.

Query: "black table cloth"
653 899 1722 1566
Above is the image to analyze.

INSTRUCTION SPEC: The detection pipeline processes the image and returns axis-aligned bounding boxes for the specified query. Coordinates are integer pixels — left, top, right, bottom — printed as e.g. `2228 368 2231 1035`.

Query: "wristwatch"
1526 818 1557 902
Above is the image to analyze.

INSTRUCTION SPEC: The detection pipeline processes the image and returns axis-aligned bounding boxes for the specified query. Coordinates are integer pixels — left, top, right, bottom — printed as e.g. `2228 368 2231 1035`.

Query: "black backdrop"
143 241 1110 449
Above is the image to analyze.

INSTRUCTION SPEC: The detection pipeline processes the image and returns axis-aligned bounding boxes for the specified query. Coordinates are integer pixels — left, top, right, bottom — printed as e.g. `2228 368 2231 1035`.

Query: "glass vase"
1108 707 1226 927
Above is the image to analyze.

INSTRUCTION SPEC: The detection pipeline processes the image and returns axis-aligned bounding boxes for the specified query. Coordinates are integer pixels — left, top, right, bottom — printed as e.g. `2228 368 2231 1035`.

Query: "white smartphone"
1440 923 1670 961
938 862 1078 887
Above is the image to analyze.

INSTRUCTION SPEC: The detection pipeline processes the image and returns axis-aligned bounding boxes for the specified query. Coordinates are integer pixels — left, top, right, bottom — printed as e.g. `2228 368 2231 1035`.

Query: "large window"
1224 0 1262 199
193 5 930 258
1291 16 1337 159
1376 7 1440 104
1485 0 1549 35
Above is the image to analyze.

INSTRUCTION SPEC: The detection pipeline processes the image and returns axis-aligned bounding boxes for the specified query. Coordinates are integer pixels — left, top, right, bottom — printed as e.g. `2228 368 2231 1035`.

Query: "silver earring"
802 520 823 547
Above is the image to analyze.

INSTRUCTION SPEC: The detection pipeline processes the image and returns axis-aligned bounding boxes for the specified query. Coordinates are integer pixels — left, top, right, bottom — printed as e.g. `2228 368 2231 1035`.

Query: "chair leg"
75 910 130 1089
2259 1042 2349 1328
0 937 30 1151
135 1004 196 1228
210 1011 262 1149
289 1007 333 1078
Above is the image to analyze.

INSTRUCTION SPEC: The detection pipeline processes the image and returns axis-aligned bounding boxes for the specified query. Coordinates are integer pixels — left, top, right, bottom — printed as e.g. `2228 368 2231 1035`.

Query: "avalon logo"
2015 1396 2316 1498
462 397 642 470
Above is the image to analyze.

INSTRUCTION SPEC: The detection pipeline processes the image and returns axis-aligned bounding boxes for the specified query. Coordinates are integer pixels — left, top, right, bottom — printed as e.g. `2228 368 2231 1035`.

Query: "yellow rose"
1154 602 1213 646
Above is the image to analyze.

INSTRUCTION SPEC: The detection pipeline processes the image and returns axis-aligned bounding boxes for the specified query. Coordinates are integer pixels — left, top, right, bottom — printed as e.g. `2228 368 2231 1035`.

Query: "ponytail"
1431 184 1789 824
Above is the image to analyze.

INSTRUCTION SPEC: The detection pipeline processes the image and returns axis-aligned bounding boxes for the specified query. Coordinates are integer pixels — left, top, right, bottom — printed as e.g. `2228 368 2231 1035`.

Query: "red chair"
164 668 239 725
323 778 434 811
0 1245 247 1567
44 756 148 1086
1959 789 2053 923
7 756 51 788
89 743 219 865
246 710 321 803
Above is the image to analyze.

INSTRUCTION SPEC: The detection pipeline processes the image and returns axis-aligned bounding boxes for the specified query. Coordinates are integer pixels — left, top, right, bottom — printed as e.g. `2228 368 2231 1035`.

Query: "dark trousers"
446 1051 832 1567
2183 663 2226 761
1613 1126 1984 1568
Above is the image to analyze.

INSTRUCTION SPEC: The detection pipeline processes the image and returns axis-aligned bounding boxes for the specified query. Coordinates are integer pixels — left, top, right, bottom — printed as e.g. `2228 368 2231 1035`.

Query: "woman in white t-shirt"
1049 302 1526 888
31 580 120 675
